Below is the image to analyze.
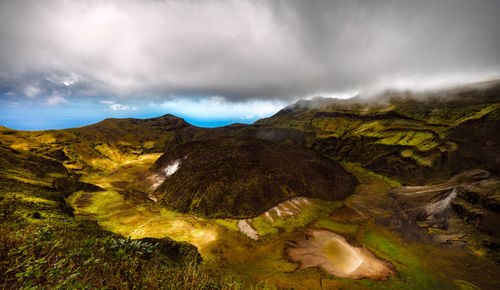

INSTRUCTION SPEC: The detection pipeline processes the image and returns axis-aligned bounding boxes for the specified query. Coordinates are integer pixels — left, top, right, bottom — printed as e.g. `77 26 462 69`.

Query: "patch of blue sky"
0 95 286 131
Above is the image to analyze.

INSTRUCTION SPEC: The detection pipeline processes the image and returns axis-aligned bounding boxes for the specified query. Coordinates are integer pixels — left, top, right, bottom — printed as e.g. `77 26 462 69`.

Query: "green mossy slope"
255 80 500 185
0 142 232 289
0 114 190 174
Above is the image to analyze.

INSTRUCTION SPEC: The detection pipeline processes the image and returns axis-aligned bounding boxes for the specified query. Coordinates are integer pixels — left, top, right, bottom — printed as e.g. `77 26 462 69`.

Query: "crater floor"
68 154 500 289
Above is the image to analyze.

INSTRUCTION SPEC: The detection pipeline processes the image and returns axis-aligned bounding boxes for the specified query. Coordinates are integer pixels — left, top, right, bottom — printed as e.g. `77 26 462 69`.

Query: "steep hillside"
255 80 500 185
0 114 190 173
0 143 67 183
154 136 357 218
0 139 206 289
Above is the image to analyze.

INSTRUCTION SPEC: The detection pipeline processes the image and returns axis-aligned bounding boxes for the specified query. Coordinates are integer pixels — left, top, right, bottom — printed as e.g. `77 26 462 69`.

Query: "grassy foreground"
0 153 244 289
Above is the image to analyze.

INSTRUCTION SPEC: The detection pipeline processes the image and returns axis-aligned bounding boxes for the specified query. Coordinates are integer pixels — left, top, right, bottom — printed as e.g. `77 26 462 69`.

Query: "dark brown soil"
74 193 94 207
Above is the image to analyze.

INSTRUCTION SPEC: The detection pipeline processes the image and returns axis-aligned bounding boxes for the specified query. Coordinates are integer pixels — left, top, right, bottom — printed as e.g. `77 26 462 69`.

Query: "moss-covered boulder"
154 137 357 218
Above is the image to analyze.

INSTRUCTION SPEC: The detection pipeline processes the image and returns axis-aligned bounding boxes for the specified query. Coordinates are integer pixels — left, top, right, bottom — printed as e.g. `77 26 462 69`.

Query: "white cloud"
110 103 129 111
0 0 499 102
98 100 138 111
305 90 359 100
45 72 82 87
157 97 284 120
45 94 69 106
98 100 114 105
23 85 41 98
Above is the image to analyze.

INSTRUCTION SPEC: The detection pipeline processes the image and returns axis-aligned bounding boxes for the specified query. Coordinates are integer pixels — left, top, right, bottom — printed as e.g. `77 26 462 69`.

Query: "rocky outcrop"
391 169 499 234
390 169 500 261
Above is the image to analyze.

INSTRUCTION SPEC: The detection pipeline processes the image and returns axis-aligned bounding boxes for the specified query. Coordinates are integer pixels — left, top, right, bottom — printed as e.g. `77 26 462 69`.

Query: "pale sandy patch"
286 229 395 280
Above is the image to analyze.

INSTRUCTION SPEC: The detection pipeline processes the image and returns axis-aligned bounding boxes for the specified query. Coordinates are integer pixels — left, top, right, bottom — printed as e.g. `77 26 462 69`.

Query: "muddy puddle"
286 229 395 280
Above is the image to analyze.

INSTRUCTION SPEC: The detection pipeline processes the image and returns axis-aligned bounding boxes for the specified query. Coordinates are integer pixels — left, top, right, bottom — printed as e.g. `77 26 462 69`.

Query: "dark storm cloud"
0 0 499 102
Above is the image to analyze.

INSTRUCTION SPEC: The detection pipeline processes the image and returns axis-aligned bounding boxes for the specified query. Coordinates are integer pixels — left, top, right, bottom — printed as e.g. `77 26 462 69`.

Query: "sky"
1 0 499 130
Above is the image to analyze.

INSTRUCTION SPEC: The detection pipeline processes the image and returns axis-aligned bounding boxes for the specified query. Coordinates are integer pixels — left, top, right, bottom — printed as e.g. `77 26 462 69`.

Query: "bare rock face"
237 220 259 241
391 169 499 233
390 169 500 261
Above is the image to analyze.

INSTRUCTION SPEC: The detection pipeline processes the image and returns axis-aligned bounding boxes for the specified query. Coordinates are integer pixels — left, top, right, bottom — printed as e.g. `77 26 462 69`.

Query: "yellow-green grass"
343 162 401 187
0 117 175 177
451 104 499 127
3 171 55 188
81 153 162 192
341 162 400 218
214 219 239 231
376 130 439 151
251 200 343 237
71 185 319 281
65 146 500 289
313 219 359 234
69 155 240 265
454 280 481 290
66 155 357 286
400 149 433 167
70 188 220 261
312 118 362 138
358 224 492 289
